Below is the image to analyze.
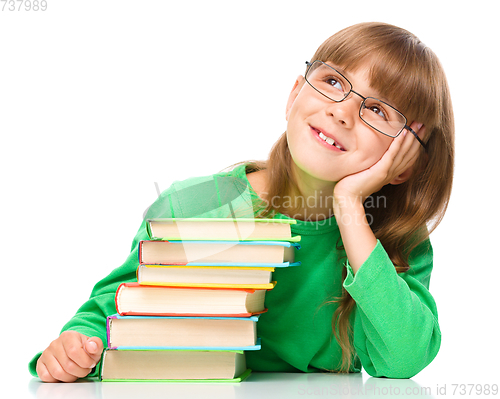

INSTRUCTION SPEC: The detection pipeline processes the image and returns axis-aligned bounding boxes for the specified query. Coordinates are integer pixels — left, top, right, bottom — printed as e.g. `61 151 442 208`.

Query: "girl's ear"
285 76 304 121
389 167 413 185
389 122 426 185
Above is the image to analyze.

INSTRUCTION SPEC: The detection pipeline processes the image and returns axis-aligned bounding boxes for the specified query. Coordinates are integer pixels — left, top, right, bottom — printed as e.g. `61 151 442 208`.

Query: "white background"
1 0 498 398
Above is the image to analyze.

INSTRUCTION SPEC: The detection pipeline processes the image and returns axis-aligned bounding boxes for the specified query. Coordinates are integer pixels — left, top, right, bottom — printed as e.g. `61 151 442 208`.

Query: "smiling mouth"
312 128 346 151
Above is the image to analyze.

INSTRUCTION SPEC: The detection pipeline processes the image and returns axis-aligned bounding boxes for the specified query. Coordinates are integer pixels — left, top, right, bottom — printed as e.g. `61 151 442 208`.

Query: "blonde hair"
243 22 454 372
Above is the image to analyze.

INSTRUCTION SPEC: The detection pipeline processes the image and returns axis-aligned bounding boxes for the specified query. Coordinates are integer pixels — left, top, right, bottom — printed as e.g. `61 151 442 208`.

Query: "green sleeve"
343 239 441 379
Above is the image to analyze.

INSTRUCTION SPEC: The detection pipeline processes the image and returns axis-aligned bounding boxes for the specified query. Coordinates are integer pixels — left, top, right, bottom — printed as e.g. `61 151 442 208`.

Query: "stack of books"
100 218 301 382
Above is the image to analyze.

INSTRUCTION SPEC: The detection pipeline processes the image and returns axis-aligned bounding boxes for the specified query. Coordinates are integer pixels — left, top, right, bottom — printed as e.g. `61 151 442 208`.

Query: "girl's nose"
324 95 360 128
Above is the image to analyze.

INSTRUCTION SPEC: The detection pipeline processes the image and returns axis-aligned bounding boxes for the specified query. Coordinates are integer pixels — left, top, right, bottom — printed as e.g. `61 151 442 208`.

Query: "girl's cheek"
365 136 393 160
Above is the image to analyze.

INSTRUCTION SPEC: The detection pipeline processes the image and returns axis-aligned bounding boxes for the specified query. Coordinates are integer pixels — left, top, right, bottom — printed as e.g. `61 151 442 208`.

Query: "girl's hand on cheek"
333 122 425 208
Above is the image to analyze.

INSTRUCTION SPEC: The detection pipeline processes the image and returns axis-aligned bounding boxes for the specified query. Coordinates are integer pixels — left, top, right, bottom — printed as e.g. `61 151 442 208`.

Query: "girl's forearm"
333 198 377 274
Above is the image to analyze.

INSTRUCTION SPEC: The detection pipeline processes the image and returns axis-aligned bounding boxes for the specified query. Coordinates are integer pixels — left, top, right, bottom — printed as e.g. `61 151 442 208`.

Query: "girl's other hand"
36 331 103 382
333 121 425 206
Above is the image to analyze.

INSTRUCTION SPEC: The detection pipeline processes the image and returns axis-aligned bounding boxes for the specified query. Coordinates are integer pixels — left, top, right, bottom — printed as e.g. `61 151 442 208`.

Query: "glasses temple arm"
405 125 427 150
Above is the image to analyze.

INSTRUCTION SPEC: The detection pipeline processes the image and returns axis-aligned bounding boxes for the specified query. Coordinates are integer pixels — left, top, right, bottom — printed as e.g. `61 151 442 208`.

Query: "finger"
397 126 419 157
408 121 426 142
36 358 58 383
62 336 97 372
39 353 79 382
83 337 104 364
376 129 407 171
400 123 425 165
58 340 93 379
404 122 426 154
391 123 424 174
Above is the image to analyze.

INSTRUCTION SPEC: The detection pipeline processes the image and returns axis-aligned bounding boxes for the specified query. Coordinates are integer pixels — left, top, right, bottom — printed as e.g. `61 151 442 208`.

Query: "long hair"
242 22 454 372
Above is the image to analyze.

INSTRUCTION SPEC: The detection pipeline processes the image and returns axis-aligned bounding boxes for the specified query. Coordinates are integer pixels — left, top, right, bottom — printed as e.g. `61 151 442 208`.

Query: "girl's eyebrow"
325 62 392 104
327 63 348 75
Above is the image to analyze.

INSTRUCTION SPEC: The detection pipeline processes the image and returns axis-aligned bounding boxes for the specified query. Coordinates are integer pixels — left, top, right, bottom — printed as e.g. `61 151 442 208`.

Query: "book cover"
101 368 252 383
138 240 301 266
137 264 276 289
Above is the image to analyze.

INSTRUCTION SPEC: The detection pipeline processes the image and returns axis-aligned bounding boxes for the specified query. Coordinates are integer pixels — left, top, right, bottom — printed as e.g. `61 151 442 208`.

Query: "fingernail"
87 341 98 352
416 123 423 131
90 363 96 369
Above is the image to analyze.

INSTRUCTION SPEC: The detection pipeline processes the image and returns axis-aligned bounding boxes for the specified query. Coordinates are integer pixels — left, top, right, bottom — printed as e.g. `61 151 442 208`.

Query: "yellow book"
137 265 276 289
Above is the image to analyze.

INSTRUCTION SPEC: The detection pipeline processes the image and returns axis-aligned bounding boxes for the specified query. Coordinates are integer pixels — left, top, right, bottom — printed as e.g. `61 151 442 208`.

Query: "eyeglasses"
304 60 427 149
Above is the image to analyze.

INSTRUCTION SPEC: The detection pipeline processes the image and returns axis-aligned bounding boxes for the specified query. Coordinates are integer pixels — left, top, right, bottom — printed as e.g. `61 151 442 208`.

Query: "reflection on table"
28 371 435 399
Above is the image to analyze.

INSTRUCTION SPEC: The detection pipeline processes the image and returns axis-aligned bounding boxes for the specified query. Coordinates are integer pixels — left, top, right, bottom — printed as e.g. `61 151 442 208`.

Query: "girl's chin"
292 161 344 185
291 153 376 185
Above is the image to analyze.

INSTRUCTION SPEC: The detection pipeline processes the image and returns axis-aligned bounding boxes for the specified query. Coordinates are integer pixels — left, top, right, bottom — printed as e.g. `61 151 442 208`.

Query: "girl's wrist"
333 195 369 233
333 193 364 217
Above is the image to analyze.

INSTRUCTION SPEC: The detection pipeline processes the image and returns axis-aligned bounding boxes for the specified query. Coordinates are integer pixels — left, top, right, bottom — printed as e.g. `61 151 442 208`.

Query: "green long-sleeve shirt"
29 164 440 379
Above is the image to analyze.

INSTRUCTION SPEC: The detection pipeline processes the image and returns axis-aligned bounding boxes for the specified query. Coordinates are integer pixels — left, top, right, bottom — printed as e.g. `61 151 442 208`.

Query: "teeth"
318 132 343 150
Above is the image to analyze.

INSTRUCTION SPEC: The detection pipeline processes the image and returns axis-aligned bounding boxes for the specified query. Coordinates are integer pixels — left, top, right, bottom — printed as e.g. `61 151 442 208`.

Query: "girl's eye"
324 76 343 91
366 104 388 120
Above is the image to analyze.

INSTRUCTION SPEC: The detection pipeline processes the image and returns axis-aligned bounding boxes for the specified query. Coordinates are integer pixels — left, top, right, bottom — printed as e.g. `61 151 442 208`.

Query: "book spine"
110 314 260 321
115 283 125 316
122 282 258 293
106 317 112 347
111 341 261 351
147 217 297 224
137 282 276 290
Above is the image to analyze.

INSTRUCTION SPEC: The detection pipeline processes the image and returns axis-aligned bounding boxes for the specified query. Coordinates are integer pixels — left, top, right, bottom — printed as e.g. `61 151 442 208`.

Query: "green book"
100 349 250 382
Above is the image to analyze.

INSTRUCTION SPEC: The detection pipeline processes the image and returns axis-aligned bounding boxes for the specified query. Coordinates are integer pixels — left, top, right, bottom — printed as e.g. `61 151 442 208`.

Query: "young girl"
30 22 454 381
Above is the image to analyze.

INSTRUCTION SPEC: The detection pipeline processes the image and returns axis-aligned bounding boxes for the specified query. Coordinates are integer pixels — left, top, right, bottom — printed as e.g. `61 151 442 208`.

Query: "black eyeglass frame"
304 61 427 150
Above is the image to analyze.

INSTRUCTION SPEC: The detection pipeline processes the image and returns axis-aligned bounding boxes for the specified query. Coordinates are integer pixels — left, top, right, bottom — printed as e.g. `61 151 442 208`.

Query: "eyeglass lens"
305 61 406 138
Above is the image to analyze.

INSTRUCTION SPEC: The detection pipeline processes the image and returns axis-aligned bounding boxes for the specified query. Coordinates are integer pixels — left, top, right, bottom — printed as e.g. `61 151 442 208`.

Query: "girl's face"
285 63 396 185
